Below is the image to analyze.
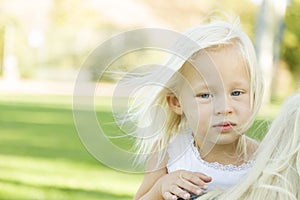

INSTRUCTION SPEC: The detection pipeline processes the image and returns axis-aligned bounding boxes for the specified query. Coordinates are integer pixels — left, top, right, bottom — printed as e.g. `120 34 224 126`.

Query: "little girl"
197 92 300 200
131 18 264 200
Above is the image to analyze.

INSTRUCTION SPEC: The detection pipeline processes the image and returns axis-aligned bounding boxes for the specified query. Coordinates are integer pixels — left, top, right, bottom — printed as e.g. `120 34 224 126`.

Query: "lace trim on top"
191 143 254 172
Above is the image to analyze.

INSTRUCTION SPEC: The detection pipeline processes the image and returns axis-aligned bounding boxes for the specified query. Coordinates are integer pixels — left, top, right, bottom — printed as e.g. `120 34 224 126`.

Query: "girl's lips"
213 122 236 133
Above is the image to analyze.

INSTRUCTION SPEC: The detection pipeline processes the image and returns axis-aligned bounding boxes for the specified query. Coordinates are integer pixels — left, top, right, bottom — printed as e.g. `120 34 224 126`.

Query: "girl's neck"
195 140 246 166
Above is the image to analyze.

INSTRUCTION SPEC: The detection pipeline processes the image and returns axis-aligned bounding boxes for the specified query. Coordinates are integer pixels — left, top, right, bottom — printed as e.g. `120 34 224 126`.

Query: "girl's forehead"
182 45 248 75
179 45 250 89
189 44 245 63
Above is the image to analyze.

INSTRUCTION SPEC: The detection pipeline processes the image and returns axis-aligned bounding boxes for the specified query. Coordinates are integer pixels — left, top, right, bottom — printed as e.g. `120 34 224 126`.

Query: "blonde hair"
126 18 264 169
197 93 300 200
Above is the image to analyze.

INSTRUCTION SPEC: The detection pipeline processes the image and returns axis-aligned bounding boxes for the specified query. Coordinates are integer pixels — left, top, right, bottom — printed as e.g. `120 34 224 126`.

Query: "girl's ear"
166 94 183 115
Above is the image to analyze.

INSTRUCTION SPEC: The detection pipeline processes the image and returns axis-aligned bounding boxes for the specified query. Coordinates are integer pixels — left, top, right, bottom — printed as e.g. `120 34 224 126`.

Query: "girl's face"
179 46 252 147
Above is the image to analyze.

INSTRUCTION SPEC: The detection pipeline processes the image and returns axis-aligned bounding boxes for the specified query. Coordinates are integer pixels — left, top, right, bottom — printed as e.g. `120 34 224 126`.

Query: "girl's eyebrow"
192 80 249 92
230 80 250 88
193 82 209 91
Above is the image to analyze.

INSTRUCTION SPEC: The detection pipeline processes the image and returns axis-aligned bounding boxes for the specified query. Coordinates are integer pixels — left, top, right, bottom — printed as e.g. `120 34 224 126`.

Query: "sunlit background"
0 0 299 199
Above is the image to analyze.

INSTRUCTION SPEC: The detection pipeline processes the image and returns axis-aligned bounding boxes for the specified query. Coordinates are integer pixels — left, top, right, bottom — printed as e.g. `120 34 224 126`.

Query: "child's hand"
158 170 212 200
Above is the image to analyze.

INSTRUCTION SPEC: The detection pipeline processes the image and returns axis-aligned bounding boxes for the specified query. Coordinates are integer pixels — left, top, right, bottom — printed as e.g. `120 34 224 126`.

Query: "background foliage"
0 0 298 95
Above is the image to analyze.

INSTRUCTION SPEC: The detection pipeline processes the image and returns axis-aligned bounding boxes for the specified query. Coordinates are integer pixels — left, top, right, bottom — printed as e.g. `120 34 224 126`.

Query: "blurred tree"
0 1 21 81
282 0 300 85
141 0 257 34
0 0 298 89
255 0 284 104
48 0 120 70
0 23 4 76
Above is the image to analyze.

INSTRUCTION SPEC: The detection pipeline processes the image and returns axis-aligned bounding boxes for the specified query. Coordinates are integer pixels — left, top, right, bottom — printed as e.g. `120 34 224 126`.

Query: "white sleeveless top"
167 131 253 191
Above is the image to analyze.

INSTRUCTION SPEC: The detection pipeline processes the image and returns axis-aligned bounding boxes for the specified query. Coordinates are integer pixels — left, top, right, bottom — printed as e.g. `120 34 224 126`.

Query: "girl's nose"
214 98 233 115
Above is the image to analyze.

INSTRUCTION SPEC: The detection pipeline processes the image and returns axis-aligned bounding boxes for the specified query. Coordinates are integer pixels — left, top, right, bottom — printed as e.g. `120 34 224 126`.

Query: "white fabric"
167 131 253 191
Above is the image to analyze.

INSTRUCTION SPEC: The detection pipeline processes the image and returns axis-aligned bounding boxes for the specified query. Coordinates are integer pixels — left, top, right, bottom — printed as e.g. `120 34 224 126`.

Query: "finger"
181 172 210 189
169 184 190 200
178 170 210 181
195 172 212 182
163 191 178 200
176 176 203 196
185 171 212 182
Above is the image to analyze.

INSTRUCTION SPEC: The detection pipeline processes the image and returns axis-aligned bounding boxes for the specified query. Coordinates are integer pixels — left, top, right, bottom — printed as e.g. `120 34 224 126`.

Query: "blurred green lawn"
0 95 142 200
0 95 279 199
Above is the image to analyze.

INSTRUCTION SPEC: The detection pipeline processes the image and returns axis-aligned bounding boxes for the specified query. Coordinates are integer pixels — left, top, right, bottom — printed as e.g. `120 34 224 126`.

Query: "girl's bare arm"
134 153 211 200
133 153 168 200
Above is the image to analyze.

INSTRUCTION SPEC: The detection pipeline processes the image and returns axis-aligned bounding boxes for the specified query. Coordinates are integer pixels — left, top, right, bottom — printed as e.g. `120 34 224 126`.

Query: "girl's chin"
205 134 240 145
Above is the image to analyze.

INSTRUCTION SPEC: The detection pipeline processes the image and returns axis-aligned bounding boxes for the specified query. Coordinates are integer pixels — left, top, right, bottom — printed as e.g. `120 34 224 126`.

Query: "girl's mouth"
213 122 236 133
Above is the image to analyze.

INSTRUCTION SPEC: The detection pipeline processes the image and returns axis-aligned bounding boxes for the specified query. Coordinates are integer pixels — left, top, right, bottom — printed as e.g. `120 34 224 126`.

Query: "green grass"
0 94 280 199
0 95 142 200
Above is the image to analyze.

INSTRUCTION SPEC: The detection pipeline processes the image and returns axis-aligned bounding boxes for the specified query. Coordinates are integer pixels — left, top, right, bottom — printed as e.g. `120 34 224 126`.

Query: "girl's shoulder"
167 131 195 170
167 131 194 157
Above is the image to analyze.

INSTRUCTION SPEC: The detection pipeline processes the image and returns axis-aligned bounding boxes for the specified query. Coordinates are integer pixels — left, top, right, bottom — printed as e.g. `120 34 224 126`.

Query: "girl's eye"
197 93 212 99
231 91 241 96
